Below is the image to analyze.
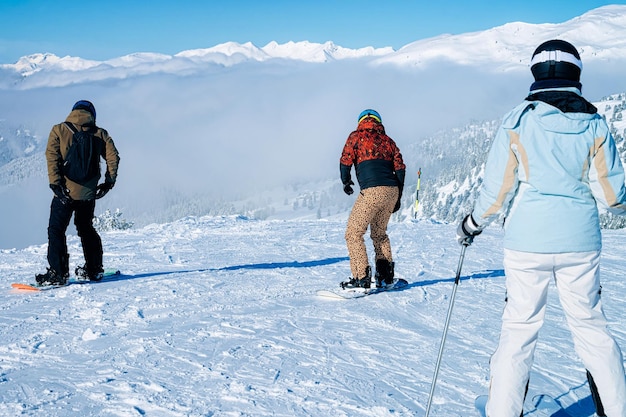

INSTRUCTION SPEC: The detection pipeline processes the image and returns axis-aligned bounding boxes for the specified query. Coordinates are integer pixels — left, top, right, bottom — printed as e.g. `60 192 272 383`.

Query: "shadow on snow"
105 264 505 288
108 256 351 281
401 269 505 291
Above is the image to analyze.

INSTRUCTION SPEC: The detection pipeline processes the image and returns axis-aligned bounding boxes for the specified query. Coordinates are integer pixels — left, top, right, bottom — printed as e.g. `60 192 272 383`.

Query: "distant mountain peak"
1 5 626 87
2 40 394 77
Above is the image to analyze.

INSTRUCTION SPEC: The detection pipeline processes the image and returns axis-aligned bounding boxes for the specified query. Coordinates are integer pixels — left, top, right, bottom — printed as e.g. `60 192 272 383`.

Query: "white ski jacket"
472 87 626 253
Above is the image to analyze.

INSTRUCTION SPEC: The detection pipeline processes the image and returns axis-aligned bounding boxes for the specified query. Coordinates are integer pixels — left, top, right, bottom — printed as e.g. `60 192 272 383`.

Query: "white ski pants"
486 249 626 417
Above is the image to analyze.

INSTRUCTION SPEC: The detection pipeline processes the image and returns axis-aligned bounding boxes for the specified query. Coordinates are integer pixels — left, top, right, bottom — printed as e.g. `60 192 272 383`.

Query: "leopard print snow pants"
345 186 399 280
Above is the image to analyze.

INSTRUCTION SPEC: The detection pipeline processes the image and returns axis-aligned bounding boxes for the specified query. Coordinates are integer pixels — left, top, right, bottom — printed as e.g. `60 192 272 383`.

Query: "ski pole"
424 243 468 417
414 168 421 219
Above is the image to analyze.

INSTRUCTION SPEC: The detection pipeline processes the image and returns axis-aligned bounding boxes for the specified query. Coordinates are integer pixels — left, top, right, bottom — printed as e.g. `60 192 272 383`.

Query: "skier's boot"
35 268 68 286
375 259 395 288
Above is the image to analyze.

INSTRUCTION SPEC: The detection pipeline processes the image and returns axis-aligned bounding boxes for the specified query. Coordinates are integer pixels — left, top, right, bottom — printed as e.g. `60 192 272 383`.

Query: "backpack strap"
64 121 99 136
63 121 103 156
63 121 79 134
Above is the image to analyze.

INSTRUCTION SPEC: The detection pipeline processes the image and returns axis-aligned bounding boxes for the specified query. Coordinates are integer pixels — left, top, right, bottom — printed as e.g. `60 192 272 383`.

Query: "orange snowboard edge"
11 283 42 291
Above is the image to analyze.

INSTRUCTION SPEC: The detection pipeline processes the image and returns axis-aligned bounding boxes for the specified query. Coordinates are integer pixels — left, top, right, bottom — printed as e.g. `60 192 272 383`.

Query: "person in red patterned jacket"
340 109 406 289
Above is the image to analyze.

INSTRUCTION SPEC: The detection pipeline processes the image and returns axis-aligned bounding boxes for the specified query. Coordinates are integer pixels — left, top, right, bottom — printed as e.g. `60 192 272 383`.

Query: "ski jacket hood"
472 88 626 253
356 118 386 134
46 109 120 201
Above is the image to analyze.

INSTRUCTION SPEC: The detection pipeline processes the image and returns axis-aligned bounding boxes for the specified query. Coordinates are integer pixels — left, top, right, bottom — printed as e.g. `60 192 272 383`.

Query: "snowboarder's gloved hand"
456 214 482 246
95 181 114 199
50 184 72 205
343 180 355 195
392 186 403 213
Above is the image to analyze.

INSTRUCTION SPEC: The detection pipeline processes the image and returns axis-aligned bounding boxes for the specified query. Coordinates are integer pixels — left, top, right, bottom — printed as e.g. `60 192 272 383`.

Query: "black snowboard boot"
75 265 104 281
375 259 395 287
341 266 372 289
35 268 68 286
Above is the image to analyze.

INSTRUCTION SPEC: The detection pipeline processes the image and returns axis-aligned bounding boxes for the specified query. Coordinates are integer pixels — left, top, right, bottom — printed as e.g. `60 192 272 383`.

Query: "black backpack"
62 122 102 184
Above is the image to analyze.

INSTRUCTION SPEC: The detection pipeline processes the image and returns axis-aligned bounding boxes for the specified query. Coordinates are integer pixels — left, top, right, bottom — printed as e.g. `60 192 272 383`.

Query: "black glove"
95 181 114 199
393 200 401 213
456 214 483 246
50 184 72 205
343 180 354 195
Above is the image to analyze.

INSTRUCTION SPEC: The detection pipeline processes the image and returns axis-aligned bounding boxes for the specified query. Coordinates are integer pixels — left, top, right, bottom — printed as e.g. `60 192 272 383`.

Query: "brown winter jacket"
46 109 120 201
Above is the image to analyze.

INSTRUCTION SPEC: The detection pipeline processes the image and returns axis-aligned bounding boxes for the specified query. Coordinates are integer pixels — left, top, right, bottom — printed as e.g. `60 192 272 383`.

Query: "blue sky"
0 0 620 63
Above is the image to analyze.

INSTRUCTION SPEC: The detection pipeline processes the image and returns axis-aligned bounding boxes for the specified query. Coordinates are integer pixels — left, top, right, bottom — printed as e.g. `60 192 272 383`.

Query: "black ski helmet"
530 40 582 82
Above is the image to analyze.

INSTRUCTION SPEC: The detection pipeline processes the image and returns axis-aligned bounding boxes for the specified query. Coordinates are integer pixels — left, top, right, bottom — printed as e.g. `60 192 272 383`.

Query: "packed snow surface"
1 216 625 416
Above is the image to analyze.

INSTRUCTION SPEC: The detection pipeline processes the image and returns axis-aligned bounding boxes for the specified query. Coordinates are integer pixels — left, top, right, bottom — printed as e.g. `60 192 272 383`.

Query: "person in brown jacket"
339 109 405 289
36 100 120 286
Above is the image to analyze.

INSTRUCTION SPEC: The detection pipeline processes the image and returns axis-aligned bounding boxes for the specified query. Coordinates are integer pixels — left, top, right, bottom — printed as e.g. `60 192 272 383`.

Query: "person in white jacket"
457 39 626 417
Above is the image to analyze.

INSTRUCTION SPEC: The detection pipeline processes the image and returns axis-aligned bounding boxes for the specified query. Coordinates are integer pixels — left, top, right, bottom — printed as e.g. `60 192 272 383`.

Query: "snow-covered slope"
0 120 40 165
375 5 626 70
1 216 625 416
381 92 626 227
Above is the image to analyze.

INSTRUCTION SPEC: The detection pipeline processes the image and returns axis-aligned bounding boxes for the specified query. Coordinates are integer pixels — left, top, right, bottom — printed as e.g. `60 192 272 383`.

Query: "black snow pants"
47 196 102 276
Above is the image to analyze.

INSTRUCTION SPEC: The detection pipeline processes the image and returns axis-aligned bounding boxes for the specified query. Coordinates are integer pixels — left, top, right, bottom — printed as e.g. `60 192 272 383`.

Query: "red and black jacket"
340 118 405 190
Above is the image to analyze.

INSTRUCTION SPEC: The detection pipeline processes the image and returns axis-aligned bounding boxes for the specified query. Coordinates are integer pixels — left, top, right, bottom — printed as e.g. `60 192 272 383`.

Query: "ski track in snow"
1 215 624 416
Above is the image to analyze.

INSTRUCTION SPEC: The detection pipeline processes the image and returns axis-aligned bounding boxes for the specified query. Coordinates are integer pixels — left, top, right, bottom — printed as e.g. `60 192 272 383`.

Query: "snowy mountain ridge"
1 5 625 86
2 40 394 79
375 4 626 70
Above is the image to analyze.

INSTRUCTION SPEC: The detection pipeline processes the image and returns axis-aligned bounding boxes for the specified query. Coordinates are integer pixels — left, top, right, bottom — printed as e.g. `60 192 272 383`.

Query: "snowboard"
474 394 571 416
317 278 408 299
11 269 121 292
